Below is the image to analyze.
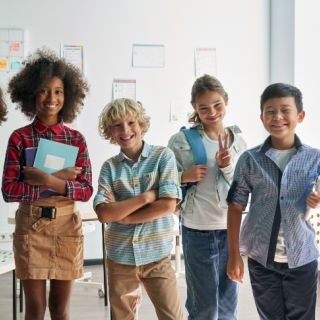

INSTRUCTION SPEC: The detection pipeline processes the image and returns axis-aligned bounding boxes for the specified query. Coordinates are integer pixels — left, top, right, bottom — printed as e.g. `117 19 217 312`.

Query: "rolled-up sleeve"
158 148 182 200
93 162 113 211
226 152 251 209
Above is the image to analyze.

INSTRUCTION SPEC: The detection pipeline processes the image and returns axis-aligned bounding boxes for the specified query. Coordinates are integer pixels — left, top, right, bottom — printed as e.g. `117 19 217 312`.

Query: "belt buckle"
40 207 57 220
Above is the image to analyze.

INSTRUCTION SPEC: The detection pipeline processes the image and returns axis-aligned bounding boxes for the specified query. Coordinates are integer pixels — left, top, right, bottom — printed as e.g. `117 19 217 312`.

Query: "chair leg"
102 224 108 307
19 279 23 312
13 270 16 320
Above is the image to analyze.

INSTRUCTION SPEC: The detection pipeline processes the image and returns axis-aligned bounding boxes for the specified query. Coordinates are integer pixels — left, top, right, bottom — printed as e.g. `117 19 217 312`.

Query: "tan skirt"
13 201 83 280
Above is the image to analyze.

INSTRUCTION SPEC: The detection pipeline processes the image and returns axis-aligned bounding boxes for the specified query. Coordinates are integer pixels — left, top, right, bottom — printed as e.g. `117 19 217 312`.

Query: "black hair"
0 87 8 124
260 83 303 113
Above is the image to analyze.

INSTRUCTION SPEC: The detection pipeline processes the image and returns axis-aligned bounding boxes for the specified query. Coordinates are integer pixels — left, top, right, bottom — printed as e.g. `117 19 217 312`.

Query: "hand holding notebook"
305 176 320 221
25 138 79 197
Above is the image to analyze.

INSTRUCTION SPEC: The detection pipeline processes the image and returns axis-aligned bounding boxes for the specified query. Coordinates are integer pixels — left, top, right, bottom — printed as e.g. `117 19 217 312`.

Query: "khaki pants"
107 255 183 320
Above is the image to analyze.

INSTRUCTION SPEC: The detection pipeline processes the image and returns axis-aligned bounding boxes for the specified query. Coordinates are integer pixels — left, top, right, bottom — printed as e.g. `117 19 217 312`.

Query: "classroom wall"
294 0 320 148
0 0 269 259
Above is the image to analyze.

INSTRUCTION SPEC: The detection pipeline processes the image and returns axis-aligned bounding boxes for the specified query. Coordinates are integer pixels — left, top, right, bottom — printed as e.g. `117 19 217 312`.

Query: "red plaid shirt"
2 117 93 203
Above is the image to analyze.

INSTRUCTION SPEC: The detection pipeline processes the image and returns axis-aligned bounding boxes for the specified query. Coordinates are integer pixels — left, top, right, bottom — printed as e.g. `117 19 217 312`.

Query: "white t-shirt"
271 147 297 263
183 133 228 230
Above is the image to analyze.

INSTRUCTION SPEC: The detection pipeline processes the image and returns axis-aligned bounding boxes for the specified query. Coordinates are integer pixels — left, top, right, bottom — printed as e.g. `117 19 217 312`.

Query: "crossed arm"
2 133 92 202
23 166 82 195
96 190 177 224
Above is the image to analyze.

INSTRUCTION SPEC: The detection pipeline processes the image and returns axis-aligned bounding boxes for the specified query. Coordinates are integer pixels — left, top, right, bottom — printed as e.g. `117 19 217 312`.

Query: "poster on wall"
194 47 217 78
112 79 136 100
170 97 192 123
0 28 24 73
60 44 84 74
132 44 165 68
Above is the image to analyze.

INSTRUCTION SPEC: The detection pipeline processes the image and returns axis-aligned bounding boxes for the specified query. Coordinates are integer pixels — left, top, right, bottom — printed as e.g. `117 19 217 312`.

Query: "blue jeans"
182 226 238 320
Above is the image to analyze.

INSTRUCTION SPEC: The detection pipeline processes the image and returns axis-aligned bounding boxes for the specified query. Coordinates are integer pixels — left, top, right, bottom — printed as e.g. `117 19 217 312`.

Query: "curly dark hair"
0 87 8 124
8 48 89 123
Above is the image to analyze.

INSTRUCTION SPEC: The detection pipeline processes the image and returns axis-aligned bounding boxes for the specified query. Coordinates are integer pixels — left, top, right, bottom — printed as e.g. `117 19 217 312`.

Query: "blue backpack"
179 127 207 205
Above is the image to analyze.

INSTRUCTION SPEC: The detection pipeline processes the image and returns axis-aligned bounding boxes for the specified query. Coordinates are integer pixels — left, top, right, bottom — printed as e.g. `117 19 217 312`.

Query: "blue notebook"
33 138 79 174
25 139 79 197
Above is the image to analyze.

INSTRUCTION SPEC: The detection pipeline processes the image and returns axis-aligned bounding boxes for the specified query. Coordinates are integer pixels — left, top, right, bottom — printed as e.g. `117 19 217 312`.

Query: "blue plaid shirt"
227 135 320 268
93 142 181 266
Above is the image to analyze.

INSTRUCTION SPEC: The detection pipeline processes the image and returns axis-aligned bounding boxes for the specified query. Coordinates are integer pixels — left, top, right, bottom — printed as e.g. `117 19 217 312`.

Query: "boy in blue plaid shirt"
227 83 320 320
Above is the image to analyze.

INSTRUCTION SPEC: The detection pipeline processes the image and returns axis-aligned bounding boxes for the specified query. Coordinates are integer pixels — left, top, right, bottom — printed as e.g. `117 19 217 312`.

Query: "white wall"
0 0 269 259
294 0 320 148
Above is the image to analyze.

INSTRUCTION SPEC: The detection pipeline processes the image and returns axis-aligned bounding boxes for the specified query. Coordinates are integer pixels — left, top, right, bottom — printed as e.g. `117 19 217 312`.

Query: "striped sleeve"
93 160 113 211
158 147 182 200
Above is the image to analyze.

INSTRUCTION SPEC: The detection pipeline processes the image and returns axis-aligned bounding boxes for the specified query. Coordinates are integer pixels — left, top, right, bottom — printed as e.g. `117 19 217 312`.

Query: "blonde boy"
93 98 183 320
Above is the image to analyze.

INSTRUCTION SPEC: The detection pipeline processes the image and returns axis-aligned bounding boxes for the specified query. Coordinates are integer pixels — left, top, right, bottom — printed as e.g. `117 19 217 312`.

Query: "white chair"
74 220 105 297
0 246 23 320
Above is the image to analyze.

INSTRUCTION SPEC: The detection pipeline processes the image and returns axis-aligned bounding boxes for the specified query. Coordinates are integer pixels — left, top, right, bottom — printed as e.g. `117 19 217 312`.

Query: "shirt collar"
32 117 65 135
115 141 151 162
259 134 303 154
190 123 241 137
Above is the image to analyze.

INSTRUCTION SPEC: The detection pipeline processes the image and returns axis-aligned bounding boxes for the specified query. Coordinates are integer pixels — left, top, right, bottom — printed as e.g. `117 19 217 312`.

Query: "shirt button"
280 196 284 200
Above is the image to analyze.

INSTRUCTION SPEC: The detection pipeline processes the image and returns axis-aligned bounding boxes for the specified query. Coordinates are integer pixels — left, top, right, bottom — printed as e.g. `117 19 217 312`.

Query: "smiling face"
260 96 305 149
36 76 64 126
193 90 227 130
110 117 144 160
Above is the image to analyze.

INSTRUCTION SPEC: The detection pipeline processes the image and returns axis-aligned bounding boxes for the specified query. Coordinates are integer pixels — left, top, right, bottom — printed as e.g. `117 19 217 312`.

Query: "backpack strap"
180 127 207 165
178 127 207 210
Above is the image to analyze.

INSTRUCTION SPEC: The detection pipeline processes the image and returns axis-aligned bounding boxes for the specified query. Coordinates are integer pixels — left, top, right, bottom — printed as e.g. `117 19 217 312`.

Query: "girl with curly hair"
0 87 8 124
2 48 93 320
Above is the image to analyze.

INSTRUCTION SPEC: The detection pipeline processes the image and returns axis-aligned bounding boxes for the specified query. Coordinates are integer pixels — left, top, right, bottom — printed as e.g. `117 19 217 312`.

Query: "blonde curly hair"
98 98 150 144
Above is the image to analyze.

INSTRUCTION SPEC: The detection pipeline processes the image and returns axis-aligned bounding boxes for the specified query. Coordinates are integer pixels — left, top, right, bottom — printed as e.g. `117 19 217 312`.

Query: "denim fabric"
248 258 318 320
182 226 238 320
168 124 247 212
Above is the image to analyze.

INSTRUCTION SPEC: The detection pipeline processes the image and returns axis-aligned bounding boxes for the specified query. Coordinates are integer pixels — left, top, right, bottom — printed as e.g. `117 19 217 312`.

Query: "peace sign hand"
215 133 231 168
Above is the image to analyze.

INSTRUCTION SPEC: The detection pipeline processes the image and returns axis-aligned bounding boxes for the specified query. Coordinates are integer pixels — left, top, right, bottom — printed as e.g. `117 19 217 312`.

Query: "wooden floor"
0 257 319 319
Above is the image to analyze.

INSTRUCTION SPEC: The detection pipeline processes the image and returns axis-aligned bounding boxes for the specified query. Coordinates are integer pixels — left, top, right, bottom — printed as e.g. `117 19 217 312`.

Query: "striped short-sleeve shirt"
227 135 320 268
93 142 182 266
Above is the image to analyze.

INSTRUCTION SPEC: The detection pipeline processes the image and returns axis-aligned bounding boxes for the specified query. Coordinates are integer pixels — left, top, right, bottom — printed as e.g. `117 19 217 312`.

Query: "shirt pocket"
143 170 159 190
217 178 230 209
13 234 29 270
171 142 193 169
